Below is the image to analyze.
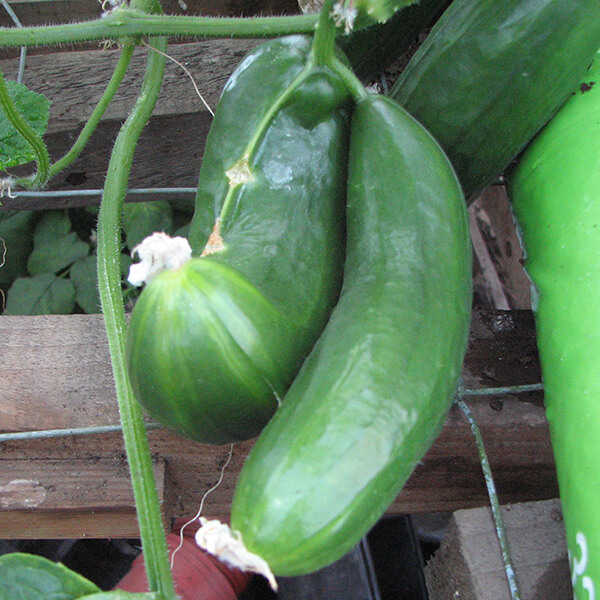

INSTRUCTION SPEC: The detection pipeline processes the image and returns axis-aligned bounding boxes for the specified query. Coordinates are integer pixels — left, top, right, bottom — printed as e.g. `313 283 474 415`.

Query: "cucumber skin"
126 36 349 444
126 260 298 444
391 0 600 202
188 35 349 343
230 94 472 576
509 51 600 597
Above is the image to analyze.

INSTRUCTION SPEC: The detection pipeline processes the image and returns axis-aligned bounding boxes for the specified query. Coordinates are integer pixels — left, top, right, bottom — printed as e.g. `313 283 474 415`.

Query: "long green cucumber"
203 93 471 579
126 35 349 445
509 50 600 598
391 0 600 202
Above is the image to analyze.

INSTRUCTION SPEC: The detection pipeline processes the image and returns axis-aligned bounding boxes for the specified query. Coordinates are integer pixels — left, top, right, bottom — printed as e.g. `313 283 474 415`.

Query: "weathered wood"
1 112 209 210
1 40 259 134
0 309 558 538
425 499 572 599
470 186 532 310
0 457 170 538
0 39 268 210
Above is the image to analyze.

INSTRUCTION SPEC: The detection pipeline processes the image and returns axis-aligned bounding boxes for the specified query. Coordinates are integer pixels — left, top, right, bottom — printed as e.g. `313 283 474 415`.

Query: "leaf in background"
0 552 100 600
0 210 36 290
32 210 71 245
0 80 51 169
70 254 101 313
27 211 89 275
28 232 89 275
5 273 76 315
122 201 173 251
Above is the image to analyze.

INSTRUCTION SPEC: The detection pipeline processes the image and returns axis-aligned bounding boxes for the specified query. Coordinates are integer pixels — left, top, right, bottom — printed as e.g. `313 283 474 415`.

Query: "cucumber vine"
0 1 522 598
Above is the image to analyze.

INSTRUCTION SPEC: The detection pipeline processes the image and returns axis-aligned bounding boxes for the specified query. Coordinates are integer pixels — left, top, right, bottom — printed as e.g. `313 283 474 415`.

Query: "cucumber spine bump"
228 94 472 576
126 36 350 445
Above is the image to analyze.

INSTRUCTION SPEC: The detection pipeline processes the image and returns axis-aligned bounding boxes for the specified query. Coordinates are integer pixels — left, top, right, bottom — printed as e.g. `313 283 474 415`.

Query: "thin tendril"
142 41 214 116
171 444 234 568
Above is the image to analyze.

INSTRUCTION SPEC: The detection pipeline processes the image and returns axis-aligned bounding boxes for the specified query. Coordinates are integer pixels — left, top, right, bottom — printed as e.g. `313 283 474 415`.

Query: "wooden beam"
0 458 170 539
0 309 557 539
0 39 259 210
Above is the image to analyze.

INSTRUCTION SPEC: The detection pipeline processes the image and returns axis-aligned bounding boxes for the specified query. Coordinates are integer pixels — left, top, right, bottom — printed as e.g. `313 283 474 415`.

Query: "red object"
114 519 252 599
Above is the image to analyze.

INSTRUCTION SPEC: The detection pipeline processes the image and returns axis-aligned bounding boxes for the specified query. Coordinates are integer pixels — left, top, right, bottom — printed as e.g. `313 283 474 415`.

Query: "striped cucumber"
126 36 350 445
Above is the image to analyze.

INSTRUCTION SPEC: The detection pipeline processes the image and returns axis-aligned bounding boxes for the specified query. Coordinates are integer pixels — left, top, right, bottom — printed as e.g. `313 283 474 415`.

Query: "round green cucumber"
509 50 600 598
229 93 472 576
126 36 350 445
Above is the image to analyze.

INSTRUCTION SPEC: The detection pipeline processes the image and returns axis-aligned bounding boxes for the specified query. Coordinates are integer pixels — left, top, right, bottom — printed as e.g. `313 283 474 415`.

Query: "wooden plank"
0 457 170 538
470 186 532 310
0 39 260 210
0 111 208 210
0 40 259 134
0 308 558 539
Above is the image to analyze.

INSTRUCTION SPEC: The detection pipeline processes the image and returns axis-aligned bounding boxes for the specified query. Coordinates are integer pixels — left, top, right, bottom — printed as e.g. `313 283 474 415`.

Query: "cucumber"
509 50 600 598
391 0 600 202
221 94 472 577
126 36 349 445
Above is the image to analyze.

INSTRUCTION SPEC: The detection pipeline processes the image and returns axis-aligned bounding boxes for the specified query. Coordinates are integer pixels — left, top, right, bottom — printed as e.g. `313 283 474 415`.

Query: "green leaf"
33 211 71 246
0 210 36 290
122 201 173 251
70 254 101 313
27 211 89 275
0 80 51 169
5 273 76 314
0 552 100 600
28 231 89 275
351 0 418 27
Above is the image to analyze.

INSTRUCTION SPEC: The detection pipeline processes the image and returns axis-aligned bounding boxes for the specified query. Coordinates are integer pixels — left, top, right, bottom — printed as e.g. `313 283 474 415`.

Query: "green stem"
216 63 314 226
0 9 319 47
309 1 369 103
48 42 136 180
96 37 176 599
0 69 50 189
457 398 522 600
311 0 336 65
330 55 370 101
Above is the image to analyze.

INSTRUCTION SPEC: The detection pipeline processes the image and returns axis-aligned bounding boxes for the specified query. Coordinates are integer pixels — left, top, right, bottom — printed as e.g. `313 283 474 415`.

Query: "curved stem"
0 69 50 189
0 9 319 47
48 42 136 179
331 55 370 101
96 36 176 599
309 1 369 103
216 62 314 227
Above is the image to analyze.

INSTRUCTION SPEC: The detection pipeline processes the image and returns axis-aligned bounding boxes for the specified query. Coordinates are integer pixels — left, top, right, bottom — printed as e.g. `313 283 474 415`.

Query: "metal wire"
457 397 523 600
0 422 163 443
0 0 27 83
462 382 543 396
8 187 197 198
0 382 543 443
